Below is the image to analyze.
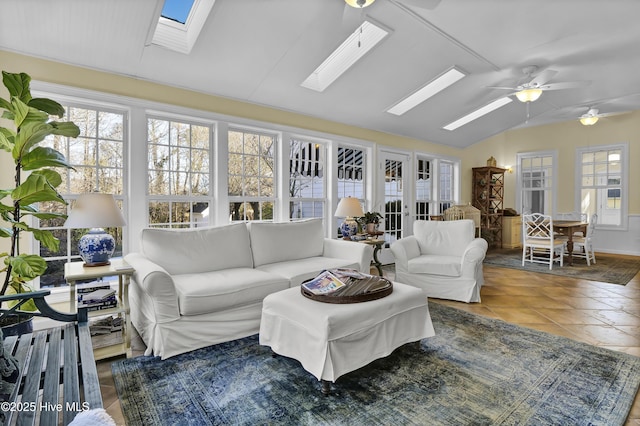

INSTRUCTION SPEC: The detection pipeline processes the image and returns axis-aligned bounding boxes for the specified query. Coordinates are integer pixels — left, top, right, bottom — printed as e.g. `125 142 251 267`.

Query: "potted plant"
0 71 79 335
359 211 383 234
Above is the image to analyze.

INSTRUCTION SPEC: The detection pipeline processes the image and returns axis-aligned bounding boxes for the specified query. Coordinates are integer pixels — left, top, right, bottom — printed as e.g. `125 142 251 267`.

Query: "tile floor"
97 252 640 425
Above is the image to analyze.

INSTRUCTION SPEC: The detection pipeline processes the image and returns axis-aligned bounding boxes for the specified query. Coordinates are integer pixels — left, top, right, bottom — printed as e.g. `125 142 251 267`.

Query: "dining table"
552 220 588 266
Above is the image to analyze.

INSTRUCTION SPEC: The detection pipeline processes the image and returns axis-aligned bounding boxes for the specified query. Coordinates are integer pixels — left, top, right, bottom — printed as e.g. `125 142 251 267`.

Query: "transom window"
147 116 212 228
228 129 276 221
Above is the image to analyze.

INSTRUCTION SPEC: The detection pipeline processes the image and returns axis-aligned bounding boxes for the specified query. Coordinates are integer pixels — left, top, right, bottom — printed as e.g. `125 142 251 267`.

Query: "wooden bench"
1 290 102 426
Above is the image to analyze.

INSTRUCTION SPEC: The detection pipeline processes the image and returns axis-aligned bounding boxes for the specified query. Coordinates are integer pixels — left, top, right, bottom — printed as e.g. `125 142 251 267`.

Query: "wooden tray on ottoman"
301 271 393 304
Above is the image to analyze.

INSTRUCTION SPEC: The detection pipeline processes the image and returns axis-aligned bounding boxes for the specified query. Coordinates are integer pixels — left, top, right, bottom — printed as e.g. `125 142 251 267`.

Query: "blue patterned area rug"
112 303 640 425
484 249 640 285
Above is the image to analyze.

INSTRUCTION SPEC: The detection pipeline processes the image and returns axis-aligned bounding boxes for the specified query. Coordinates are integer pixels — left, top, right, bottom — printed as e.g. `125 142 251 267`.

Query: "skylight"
301 20 389 92
387 68 466 116
151 0 216 54
443 97 513 131
161 0 195 24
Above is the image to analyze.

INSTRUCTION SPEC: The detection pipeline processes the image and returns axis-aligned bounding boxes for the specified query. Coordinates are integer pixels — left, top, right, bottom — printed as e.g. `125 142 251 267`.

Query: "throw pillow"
0 329 20 424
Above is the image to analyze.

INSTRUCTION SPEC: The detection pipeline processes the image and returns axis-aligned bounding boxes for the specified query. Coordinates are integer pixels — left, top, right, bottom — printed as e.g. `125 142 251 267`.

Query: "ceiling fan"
489 65 590 103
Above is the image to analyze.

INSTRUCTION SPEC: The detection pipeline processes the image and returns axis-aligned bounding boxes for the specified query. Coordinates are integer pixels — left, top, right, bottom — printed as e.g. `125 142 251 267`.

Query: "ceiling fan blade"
541 81 591 91
398 0 442 10
529 69 557 86
486 86 518 90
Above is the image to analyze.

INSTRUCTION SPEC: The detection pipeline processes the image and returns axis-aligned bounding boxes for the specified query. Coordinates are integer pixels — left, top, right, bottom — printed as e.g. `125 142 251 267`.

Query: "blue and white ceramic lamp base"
340 218 359 239
78 228 116 266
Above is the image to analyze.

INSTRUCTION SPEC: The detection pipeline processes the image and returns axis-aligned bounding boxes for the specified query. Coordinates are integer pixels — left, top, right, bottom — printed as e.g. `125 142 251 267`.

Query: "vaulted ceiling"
2 0 640 148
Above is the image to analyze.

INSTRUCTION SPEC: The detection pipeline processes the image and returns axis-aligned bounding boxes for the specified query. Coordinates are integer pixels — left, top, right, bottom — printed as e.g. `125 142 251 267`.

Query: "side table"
64 258 134 360
358 239 385 276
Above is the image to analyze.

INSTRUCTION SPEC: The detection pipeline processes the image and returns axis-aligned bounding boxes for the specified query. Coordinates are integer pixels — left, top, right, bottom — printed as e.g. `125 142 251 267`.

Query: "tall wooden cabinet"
472 167 506 248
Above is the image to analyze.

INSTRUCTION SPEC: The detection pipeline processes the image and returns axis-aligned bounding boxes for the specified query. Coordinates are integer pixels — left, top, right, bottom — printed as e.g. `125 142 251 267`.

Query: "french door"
378 150 410 263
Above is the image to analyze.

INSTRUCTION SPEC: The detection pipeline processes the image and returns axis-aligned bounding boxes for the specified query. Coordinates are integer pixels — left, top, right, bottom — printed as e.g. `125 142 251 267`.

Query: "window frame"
575 142 629 230
33 100 129 290
146 114 215 229
288 138 327 221
227 126 278 222
516 150 558 216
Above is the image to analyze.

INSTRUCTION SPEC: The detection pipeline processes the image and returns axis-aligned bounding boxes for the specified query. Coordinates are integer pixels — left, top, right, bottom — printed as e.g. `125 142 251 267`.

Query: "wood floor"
97 252 640 425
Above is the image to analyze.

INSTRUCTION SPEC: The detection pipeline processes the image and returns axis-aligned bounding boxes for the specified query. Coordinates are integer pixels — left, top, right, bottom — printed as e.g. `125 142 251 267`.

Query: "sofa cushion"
407 255 462 277
413 220 474 256
249 219 324 268
139 223 253 275
172 268 289 316
256 256 361 288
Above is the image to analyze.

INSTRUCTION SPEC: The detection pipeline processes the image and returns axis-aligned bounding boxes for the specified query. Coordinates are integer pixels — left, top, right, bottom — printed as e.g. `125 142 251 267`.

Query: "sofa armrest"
322 238 374 273
390 236 420 272
124 253 180 322
460 238 489 276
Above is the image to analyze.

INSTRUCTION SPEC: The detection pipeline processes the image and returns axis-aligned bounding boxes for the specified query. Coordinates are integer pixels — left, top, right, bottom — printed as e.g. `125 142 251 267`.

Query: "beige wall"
461 112 640 215
2 50 638 218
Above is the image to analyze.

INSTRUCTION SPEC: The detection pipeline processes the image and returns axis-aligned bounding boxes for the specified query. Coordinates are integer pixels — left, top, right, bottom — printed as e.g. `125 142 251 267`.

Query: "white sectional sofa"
124 218 373 359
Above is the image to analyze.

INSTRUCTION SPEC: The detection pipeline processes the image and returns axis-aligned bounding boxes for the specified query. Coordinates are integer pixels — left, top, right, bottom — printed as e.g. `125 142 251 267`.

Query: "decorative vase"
340 218 358 239
366 223 378 234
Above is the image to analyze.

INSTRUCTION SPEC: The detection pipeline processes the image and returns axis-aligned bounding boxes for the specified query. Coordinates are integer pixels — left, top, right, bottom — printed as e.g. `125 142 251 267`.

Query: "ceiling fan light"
345 0 375 8
515 88 543 102
580 115 599 126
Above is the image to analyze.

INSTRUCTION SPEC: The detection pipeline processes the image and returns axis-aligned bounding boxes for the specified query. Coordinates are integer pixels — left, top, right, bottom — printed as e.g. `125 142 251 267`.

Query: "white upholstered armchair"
390 219 488 303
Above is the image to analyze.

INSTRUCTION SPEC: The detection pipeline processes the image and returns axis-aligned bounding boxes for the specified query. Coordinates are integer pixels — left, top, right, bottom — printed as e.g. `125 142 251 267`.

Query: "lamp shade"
515 88 542 103
64 193 126 229
335 197 364 239
64 193 126 266
334 197 364 218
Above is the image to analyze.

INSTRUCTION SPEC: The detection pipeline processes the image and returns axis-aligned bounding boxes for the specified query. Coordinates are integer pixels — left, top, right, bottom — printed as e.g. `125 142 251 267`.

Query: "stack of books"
77 282 117 312
89 316 124 349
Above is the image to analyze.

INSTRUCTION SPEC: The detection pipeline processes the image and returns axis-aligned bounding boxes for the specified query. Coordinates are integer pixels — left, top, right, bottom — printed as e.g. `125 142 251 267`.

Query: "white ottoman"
259 282 435 394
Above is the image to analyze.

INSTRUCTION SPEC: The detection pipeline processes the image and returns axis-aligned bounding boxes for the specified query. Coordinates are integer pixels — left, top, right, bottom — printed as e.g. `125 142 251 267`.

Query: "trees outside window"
228 129 275 221
147 117 212 228
37 105 126 288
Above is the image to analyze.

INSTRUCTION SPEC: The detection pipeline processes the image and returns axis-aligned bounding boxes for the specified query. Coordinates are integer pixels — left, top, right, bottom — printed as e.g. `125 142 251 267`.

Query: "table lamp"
334 197 364 240
64 193 126 266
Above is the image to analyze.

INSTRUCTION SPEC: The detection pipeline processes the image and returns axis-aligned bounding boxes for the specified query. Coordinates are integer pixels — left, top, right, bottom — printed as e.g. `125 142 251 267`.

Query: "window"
336 146 366 233
289 140 325 220
517 152 556 215
415 158 432 220
147 117 212 228
228 129 276 221
38 105 126 288
415 158 456 219
577 144 627 227
438 160 455 213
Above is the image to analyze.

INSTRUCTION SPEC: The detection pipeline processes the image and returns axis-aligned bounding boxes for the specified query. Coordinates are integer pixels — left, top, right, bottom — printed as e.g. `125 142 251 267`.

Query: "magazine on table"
302 270 346 295
303 268 391 296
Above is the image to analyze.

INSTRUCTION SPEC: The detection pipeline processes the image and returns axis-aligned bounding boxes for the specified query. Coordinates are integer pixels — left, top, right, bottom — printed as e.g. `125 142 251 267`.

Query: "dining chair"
571 213 597 265
522 213 567 270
